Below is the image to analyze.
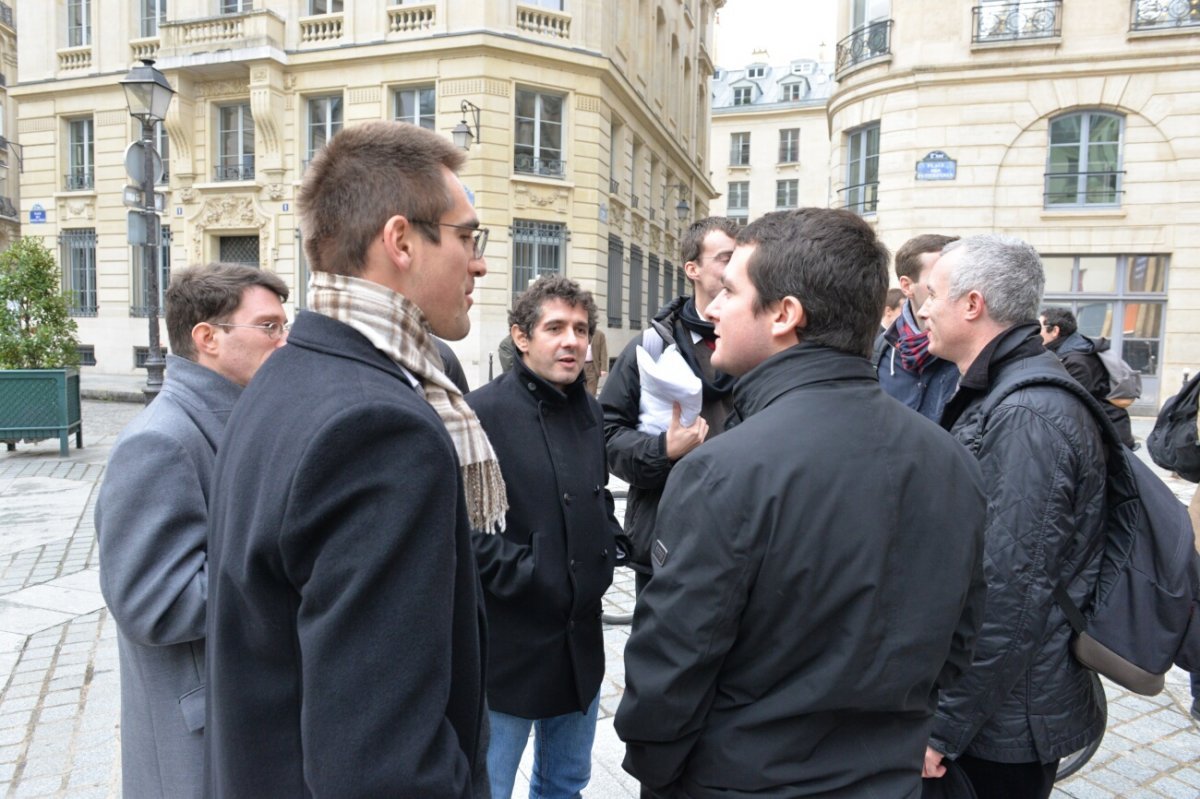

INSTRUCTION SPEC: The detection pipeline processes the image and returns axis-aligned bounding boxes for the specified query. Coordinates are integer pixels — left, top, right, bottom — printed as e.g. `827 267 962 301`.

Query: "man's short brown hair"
297 121 466 276
885 287 904 311
166 263 289 360
681 217 739 267
894 234 959 282
509 275 598 339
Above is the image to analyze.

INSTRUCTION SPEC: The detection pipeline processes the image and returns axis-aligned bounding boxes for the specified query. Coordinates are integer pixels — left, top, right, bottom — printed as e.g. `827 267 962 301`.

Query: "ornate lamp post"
120 58 175 403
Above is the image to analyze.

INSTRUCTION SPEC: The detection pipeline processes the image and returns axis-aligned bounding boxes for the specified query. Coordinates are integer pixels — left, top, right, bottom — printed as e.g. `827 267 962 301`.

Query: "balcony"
839 182 879 215
515 153 565 178
300 12 344 44
609 178 620 194
159 9 284 61
517 3 571 40
387 3 435 35
214 164 255 182
64 170 94 191
1043 170 1125 207
57 45 92 72
130 36 160 62
1130 0 1200 30
973 0 1062 42
835 20 892 77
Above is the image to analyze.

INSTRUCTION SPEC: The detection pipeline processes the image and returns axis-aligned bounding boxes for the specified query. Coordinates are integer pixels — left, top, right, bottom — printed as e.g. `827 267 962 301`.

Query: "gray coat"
96 354 242 799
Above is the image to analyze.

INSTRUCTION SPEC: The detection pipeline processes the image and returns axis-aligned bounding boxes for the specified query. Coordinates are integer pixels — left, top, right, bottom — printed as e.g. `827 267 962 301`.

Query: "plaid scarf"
309 271 507 533
895 308 935 374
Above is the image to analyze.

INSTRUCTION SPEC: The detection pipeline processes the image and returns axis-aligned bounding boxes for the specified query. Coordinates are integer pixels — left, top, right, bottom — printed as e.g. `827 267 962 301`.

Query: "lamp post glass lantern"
121 59 175 402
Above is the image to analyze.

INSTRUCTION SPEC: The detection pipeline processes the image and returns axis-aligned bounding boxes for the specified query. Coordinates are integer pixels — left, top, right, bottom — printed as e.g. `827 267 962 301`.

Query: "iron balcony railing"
835 19 892 76
1043 170 1126 206
214 163 255 181
973 0 1063 42
514 153 565 178
609 178 620 194
64 170 94 190
838 181 880 214
1130 0 1200 30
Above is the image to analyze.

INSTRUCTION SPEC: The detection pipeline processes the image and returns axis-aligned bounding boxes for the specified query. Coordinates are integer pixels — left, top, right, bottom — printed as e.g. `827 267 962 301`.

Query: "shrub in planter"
0 236 81 369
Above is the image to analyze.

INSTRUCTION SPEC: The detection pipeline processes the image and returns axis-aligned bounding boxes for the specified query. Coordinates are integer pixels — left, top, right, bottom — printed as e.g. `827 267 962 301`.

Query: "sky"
712 0 840 68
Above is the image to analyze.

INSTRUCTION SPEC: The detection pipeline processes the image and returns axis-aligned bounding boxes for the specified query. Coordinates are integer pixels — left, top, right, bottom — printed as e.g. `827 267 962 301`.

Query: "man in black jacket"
1039 306 1135 447
920 235 1107 799
466 276 621 798
600 217 738 593
615 208 987 798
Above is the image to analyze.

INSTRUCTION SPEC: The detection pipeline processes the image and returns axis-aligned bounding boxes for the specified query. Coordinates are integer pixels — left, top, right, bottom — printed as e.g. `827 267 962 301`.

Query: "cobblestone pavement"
1 401 1198 797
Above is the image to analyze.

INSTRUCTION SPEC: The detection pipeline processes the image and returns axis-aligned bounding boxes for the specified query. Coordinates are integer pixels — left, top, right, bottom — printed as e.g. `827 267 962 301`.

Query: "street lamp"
452 100 482 151
120 58 175 403
672 183 691 221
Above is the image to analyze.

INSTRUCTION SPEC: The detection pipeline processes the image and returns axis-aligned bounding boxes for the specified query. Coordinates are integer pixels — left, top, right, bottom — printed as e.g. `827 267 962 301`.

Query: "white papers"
636 344 702 433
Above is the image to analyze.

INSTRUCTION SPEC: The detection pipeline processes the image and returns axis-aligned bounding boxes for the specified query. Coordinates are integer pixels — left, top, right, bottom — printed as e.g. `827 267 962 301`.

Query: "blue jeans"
487 692 600 799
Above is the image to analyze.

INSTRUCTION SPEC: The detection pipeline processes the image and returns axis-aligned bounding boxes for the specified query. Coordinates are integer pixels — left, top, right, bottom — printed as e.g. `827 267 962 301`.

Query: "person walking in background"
582 326 608 395
97 263 289 799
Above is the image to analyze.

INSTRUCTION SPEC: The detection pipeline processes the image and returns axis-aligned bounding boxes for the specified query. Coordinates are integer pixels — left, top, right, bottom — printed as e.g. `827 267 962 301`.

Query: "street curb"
81 388 146 404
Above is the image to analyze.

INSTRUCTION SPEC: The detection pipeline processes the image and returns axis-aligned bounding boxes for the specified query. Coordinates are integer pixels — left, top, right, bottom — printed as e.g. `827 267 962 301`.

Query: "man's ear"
771 296 805 343
511 323 530 354
683 259 700 282
192 322 219 359
963 289 986 322
897 274 914 298
380 215 417 276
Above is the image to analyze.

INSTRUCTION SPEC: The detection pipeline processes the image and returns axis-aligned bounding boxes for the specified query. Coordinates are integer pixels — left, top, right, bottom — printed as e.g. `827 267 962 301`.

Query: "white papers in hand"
636 344 702 433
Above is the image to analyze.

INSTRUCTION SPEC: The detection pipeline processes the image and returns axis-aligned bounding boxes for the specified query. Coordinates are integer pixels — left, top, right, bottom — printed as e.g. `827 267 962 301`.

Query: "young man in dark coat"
873 233 961 422
615 209 988 798
600 217 738 593
1039 306 1135 447
466 275 621 799
920 235 1107 799
205 122 495 798
97 263 288 799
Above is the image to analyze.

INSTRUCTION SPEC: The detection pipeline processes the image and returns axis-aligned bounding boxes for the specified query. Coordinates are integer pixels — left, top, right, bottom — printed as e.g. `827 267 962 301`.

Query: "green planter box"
0 368 83 457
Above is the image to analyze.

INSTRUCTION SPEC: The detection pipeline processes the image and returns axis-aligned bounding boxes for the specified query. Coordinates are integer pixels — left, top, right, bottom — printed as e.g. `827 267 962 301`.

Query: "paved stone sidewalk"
1 402 1198 797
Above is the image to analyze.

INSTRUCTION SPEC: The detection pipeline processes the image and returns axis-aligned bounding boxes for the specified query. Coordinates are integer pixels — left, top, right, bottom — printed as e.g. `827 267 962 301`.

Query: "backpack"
1085 336 1142 407
977 370 1200 696
1147 371 1200 483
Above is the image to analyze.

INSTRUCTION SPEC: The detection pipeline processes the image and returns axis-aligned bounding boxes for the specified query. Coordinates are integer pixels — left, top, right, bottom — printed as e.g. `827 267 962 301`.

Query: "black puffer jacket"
1046 331 1135 448
932 324 1107 764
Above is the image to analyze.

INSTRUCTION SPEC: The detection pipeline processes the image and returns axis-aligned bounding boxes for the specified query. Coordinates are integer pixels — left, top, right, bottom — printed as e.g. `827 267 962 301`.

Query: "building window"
66 118 94 190
76 345 97 367
526 0 564 7
974 0 1062 42
676 264 686 297
515 89 565 178
216 103 255 181
733 86 753 106
727 181 749 212
512 220 566 299
663 260 674 304
68 0 91 47
140 0 166 38
393 86 435 130
296 231 309 310
845 123 880 214
782 82 805 102
309 0 342 12
307 95 343 163
132 227 171 317
1041 253 1168 400
61 229 97 317
1045 111 1123 208
776 179 799 209
221 0 252 12
746 65 765 79
154 121 170 184
1131 0 1200 30
648 254 660 321
607 235 624 328
730 132 750 166
219 235 259 265
779 128 799 163
837 0 892 75
629 246 643 328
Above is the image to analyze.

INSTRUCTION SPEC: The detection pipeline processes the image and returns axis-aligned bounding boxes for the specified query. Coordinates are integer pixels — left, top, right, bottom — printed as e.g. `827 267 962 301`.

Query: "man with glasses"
96 262 288 799
600 216 739 594
206 121 494 796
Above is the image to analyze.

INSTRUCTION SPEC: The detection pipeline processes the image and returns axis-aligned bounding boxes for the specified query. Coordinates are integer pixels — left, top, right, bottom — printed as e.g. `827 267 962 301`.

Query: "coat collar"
511 354 586 406
939 322 1045 430
286 309 416 389
732 342 877 421
162 353 243 411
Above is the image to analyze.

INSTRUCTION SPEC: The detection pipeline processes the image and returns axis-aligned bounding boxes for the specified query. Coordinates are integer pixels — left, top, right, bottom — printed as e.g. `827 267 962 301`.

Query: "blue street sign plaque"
916 151 957 181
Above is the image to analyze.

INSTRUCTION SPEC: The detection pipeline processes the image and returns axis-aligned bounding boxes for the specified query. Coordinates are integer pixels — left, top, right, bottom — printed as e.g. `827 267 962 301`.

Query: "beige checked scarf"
309 271 507 533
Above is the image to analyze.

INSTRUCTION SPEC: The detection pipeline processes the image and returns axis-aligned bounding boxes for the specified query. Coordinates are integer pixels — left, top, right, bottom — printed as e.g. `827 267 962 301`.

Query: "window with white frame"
67 118 94 190
779 128 799 163
512 220 566 298
782 83 804 102
140 0 166 38
67 0 91 47
746 65 765 79
1044 111 1124 208
309 0 342 12
221 0 252 12
845 122 880 214
776 179 799 209
647 254 660 320
629 246 643 328
132 227 171 317
392 86 435 130
607 235 624 328
730 132 750 166
154 121 170 184
727 181 749 211
216 103 255 181
307 95 343 162
733 86 753 106
515 89 565 178
61 229 97 317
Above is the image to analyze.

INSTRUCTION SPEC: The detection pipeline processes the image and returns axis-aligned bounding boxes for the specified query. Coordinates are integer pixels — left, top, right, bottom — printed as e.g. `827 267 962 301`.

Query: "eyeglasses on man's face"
411 220 489 261
213 321 291 340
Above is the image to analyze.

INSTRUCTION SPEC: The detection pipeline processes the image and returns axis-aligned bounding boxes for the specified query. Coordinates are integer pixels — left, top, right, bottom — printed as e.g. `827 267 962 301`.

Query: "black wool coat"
467 358 620 718
205 311 489 798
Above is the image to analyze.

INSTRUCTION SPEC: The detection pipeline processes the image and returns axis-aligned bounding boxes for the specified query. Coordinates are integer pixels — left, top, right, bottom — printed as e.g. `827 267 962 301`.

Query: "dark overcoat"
204 311 489 798
467 358 620 718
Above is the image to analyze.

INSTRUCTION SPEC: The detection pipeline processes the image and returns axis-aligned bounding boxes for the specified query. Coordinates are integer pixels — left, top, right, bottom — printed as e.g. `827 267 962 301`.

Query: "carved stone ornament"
263 183 285 201
191 195 272 267
178 187 198 204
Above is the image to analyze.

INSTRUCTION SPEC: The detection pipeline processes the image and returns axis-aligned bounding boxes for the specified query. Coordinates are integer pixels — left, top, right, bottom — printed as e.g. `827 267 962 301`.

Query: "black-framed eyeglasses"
410 221 489 260
213 321 291 340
